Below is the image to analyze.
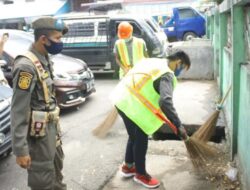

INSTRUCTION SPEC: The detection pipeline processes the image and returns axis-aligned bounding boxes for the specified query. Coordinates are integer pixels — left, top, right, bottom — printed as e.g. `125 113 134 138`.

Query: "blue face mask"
174 64 184 76
44 38 63 55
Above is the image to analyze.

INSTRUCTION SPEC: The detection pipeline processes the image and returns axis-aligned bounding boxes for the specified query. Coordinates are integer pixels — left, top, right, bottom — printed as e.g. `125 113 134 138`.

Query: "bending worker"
110 50 191 189
11 17 68 190
114 21 148 78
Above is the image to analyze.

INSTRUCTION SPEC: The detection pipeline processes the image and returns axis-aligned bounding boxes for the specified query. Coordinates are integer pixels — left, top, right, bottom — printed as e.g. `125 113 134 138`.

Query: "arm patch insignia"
17 71 33 91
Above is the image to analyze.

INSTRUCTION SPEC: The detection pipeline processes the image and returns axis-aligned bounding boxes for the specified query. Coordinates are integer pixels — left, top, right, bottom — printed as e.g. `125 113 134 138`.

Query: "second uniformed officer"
11 17 68 190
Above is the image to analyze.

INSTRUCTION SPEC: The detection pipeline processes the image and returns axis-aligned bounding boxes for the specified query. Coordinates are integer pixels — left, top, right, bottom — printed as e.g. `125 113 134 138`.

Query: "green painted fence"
207 1 250 189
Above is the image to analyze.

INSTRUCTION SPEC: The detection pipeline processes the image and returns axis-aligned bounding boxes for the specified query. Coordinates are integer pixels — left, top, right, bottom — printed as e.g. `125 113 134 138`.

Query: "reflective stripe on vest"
111 58 177 135
117 40 131 69
117 37 145 78
132 38 144 64
23 51 50 108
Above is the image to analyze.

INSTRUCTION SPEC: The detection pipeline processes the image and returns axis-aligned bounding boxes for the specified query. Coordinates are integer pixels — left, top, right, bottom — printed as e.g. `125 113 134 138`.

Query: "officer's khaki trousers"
28 122 66 190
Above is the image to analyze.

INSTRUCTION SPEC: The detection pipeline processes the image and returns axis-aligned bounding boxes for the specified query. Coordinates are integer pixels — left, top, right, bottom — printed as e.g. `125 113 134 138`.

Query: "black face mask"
44 38 63 55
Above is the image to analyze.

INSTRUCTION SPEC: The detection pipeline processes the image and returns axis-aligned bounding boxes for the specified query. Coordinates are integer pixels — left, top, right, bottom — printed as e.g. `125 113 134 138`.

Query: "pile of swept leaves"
201 142 241 190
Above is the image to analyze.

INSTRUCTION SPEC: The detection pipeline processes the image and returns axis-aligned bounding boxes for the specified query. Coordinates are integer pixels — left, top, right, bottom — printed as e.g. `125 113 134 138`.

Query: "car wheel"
183 32 197 41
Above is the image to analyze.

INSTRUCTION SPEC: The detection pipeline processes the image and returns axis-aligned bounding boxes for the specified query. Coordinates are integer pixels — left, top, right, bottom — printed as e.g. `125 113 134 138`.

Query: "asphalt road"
0 79 128 190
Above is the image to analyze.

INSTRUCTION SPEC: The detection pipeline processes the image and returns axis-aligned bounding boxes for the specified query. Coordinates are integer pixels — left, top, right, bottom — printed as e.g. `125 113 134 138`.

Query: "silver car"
0 29 96 109
0 84 12 156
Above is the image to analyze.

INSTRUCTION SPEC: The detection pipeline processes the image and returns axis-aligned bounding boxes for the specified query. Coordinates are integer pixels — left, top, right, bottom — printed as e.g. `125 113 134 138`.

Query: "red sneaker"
121 164 136 178
134 173 160 189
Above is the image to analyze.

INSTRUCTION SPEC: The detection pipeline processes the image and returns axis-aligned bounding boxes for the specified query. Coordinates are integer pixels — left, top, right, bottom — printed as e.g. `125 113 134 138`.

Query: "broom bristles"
185 137 217 169
192 110 220 142
92 108 118 138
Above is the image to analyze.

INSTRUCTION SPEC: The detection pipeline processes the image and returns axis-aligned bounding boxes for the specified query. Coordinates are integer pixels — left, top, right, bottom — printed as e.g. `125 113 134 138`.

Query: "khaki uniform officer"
11 16 68 190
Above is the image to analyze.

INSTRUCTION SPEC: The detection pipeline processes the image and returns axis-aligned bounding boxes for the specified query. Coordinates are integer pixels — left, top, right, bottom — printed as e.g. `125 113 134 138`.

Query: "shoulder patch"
17 71 33 91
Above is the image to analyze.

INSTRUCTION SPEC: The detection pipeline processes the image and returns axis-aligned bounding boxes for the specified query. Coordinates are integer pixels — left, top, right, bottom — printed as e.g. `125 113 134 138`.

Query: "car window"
115 21 142 37
98 22 107 36
130 22 142 36
62 19 108 47
139 20 154 35
178 9 197 19
65 21 95 37
146 20 157 32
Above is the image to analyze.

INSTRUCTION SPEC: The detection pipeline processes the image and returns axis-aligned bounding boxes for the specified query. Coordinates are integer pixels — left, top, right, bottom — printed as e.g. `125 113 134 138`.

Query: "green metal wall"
238 65 250 189
207 1 250 189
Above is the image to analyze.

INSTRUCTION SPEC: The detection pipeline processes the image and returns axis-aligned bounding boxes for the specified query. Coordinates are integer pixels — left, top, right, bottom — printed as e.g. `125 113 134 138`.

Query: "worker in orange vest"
114 21 148 78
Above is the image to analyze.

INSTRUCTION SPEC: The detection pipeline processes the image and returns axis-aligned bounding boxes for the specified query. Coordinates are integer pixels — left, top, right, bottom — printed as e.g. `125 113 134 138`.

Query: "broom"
92 108 118 138
92 65 131 138
192 86 232 142
156 110 217 169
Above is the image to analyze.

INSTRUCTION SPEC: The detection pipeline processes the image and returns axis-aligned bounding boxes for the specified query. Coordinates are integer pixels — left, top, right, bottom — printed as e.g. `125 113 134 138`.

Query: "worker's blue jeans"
117 108 148 175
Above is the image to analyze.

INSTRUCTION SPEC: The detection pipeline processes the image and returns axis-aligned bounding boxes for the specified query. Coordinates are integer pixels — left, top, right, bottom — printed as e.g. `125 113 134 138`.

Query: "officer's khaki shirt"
11 45 56 157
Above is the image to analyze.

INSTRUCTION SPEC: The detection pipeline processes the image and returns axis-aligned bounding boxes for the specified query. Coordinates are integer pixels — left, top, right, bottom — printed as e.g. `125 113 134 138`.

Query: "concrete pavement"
103 140 217 190
174 80 217 126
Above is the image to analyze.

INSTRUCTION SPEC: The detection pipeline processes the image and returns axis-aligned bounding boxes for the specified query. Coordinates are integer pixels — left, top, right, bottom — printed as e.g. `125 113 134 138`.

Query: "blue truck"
154 7 206 41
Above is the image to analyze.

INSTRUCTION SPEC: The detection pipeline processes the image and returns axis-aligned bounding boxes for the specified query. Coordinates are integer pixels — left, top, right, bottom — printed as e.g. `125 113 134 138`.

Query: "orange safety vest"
116 37 145 78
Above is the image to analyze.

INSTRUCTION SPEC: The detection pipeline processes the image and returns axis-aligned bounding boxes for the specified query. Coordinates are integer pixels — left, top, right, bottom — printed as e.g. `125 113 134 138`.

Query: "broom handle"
218 86 232 106
154 112 178 135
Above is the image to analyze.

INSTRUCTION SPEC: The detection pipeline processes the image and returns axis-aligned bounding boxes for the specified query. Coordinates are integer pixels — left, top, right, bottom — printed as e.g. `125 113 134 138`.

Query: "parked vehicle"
0 84 12 157
0 30 95 109
154 7 206 41
55 13 168 77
